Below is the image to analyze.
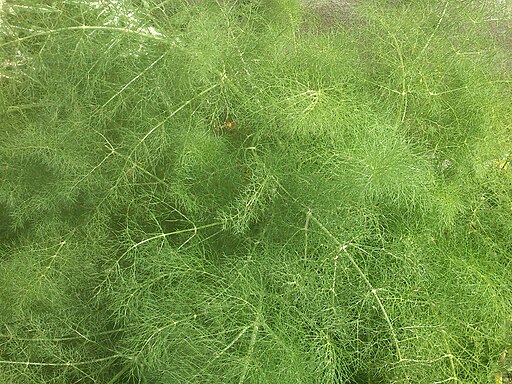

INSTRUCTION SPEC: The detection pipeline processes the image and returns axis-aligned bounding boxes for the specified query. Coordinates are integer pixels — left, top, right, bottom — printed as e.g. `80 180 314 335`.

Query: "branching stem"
309 215 403 362
0 25 176 48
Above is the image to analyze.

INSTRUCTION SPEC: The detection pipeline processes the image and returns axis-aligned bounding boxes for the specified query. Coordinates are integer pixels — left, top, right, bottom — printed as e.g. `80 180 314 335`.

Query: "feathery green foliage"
1 0 511 382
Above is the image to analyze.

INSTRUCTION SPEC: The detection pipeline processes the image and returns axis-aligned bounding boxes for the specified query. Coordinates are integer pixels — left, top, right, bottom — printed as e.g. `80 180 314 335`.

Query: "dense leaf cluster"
0 0 511 383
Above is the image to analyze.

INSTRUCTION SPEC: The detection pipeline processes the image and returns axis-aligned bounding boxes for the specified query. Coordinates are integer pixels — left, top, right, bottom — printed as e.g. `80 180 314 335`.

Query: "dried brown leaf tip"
222 119 236 131
214 112 236 135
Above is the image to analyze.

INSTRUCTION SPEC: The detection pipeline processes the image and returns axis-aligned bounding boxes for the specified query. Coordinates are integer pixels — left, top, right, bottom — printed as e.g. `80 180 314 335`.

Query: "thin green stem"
0 25 177 48
309 215 403 362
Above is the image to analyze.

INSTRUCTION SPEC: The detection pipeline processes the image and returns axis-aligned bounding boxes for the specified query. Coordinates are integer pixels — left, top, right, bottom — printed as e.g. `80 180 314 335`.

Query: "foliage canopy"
0 0 511 382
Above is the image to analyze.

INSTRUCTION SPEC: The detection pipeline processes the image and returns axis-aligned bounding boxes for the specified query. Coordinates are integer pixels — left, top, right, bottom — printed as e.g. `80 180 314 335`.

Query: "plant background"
0 0 511 383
